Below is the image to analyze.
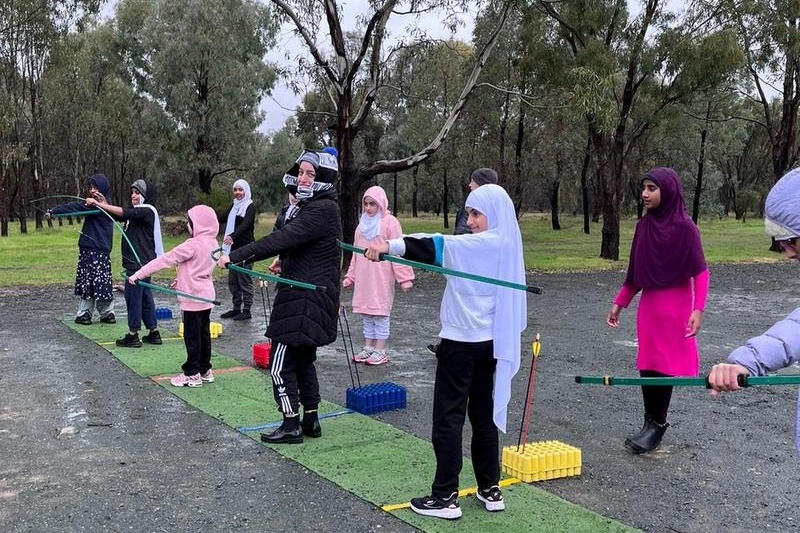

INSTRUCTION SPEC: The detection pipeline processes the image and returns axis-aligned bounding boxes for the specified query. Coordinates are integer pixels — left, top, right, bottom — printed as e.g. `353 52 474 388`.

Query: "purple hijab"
624 167 707 289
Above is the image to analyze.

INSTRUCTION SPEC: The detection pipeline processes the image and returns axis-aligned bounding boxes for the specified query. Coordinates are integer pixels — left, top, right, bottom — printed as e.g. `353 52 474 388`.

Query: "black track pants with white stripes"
268 342 321 416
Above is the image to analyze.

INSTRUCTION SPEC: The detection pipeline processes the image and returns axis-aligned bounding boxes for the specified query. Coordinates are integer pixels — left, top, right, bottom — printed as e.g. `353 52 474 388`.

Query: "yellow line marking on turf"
380 477 522 511
150 366 253 381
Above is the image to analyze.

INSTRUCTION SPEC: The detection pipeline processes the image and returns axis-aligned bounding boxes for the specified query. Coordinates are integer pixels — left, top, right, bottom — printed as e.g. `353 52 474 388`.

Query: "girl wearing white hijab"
218 179 256 320
364 182 527 520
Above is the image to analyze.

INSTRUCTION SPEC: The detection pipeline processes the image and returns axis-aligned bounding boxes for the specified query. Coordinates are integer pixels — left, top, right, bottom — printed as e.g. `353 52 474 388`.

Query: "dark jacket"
453 206 472 235
119 180 158 271
218 203 256 252
50 174 113 253
229 188 341 347
273 203 290 232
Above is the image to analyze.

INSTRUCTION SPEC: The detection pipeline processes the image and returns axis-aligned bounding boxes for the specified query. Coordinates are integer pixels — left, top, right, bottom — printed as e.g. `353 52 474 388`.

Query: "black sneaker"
116 333 142 348
99 313 116 324
142 330 162 345
410 493 461 520
233 310 252 321
476 485 505 511
220 309 240 319
426 343 439 355
74 312 92 325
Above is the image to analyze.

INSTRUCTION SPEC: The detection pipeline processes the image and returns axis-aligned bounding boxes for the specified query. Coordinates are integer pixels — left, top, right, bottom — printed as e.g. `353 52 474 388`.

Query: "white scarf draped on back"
223 179 252 254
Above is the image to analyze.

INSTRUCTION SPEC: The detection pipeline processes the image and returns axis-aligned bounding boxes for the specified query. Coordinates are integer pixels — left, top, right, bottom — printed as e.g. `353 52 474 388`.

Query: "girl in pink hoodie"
343 186 414 365
128 205 220 387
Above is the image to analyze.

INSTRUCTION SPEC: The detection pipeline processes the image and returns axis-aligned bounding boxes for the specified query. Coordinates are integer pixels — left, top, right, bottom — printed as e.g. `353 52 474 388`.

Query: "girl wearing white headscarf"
343 186 415 365
364 182 527 519
217 179 256 320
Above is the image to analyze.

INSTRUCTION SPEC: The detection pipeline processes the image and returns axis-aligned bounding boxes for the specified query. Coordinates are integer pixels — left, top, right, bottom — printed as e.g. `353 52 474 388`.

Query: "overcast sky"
260 1 475 133
98 1 473 134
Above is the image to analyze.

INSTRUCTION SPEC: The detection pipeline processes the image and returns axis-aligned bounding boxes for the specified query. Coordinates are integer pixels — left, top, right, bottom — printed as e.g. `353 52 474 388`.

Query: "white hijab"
223 179 252 254
464 184 527 432
132 188 164 258
358 186 387 240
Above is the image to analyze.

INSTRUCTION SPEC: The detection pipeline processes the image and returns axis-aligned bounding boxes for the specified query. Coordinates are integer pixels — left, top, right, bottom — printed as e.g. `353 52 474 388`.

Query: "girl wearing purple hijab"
606 167 709 454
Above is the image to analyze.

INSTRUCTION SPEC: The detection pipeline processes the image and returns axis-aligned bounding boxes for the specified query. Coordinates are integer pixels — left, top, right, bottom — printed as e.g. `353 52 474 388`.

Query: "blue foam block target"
346 382 407 415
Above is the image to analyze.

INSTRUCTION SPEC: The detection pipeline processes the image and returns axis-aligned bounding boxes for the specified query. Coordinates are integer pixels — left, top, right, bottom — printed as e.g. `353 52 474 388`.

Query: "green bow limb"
211 248 323 291
339 240 542 294
121 273 220 306
574 374 800 387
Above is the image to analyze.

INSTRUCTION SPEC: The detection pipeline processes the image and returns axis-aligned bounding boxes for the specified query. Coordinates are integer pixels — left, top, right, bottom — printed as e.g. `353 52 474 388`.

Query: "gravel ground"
2 261 800 533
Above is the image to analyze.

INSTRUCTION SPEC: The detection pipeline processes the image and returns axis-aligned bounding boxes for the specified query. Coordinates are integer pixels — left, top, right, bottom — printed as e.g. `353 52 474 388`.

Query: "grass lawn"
0 213 780 287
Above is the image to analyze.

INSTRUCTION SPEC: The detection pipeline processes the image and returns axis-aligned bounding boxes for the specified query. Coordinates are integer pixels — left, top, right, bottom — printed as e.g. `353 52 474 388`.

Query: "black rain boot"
220 307 240 319
301 409 322 438
625 415 669 454
261 415 303 444
233 308 252 321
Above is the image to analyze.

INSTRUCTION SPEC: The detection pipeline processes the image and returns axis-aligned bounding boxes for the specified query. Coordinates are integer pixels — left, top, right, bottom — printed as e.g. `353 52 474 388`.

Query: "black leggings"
639 370 673 424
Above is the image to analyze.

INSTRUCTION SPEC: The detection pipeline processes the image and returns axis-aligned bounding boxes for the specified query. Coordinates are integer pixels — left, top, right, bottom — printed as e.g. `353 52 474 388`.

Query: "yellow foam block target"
178 321 223 339
502 440 582 482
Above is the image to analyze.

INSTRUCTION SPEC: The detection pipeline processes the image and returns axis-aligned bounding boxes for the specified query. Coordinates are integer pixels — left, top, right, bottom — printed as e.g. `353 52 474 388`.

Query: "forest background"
2 0 797 264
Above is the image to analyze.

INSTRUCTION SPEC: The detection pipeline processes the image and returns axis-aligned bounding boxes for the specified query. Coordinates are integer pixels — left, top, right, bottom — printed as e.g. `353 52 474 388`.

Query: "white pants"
361 314 390 340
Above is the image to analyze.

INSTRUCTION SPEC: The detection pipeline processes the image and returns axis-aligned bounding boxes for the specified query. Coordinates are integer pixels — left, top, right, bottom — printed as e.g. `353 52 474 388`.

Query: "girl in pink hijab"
343 186 414 365
607 167 709 454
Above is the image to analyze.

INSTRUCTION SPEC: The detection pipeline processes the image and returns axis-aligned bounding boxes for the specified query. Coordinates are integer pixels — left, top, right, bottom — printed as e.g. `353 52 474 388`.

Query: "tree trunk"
29 81 45 230
580 129 592 234
392 172 398 214
550 180 561 230
199 166 212 195
412 166 419 217
593 129 622 261
512 102 525 215
550 150 562 230
498 57 511 182
442 166 449 230
693 102 711 223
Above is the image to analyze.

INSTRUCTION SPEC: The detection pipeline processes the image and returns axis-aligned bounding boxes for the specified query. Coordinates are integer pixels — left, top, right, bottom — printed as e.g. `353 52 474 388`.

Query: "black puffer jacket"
229 188 341 347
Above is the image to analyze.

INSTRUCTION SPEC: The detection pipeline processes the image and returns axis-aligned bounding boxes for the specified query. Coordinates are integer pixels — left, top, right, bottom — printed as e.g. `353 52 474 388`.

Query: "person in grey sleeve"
708 169 800 394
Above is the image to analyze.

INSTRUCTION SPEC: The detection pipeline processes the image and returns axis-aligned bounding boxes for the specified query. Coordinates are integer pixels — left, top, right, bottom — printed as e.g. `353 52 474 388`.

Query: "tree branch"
271 0 343 92
361 0 517 176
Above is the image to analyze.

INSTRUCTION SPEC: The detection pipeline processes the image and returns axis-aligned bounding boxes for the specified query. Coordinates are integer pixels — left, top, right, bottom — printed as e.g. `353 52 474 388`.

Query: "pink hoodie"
344 186 414 316
129 205 219 312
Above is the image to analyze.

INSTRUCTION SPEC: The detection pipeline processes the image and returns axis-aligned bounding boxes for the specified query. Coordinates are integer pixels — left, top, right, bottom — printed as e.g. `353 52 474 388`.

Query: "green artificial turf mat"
67 318 641 533
164 368 292 428
64 319 242 377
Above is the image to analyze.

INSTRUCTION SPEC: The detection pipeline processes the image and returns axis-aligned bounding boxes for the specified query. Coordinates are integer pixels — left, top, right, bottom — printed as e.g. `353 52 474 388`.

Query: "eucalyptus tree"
0 0 100 235
116 0 278 195
380 39 478 227
712 0 800 183
270 0 516 249
40 21 175 210
705 101 774 217
529 0 742 260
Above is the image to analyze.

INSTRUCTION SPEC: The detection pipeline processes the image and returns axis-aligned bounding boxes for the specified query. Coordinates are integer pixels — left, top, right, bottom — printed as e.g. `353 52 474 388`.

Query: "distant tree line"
1 0 795 261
